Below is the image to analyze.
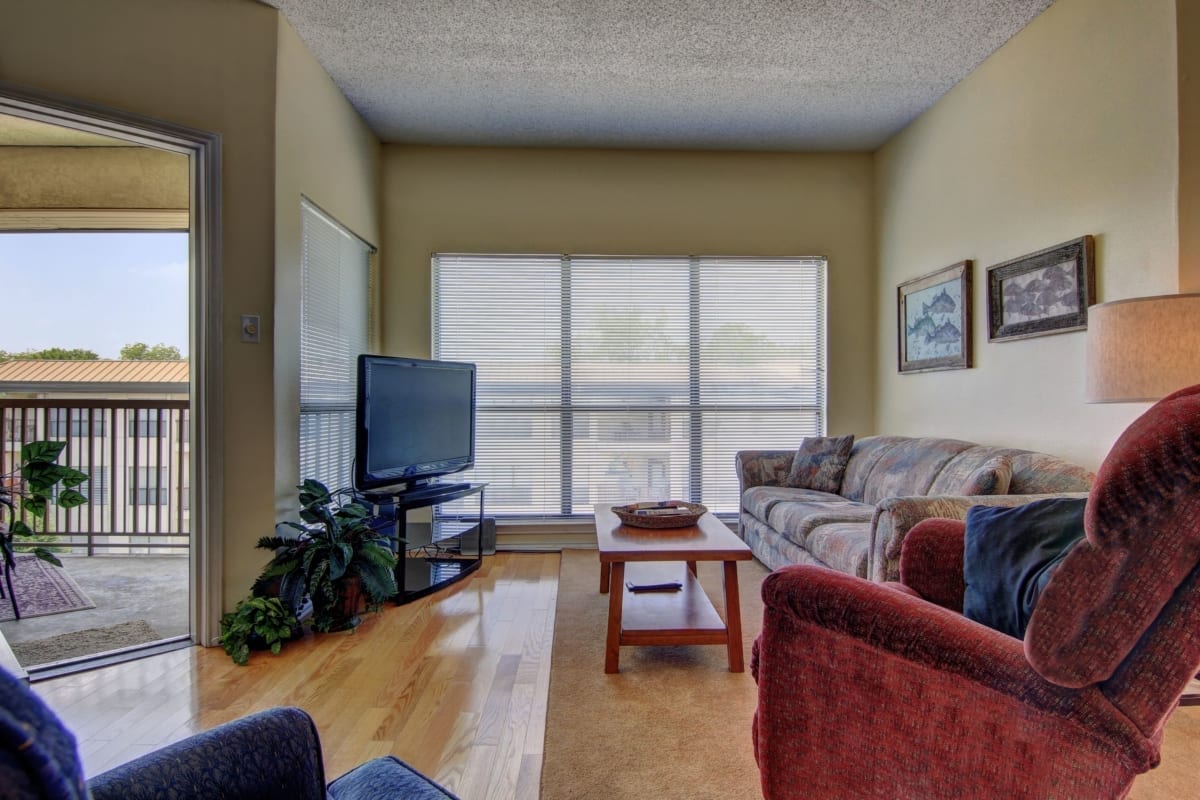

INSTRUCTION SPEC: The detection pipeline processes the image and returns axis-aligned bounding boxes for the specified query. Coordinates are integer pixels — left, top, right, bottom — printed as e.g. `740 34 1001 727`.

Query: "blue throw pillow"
962 498 1087 639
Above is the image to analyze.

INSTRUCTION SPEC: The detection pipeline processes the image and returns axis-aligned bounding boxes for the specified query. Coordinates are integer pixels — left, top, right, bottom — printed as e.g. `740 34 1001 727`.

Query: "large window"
128 466 169 506
299 199 374 493
128 409 165 439
88 466 110 507
48 409 108 439
433 254 826 518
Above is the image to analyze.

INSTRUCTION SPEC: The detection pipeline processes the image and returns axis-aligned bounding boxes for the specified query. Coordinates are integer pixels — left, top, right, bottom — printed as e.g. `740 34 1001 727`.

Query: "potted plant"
0 441 89 619
254 479 398 632
218 595 298 666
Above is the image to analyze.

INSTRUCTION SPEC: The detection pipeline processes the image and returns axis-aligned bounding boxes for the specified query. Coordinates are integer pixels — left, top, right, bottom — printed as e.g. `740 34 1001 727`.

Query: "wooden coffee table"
594 503 752 673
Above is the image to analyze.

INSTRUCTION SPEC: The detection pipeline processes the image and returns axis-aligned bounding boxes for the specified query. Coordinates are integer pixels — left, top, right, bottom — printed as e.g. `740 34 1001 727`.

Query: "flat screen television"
354 355 476 493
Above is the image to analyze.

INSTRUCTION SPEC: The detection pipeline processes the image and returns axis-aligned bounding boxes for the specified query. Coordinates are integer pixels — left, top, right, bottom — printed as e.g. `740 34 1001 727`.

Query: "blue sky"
0 231 188 359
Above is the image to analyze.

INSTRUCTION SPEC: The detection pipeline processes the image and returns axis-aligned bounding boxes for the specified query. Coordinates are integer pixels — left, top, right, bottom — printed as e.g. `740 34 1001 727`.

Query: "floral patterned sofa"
736 436 1095 582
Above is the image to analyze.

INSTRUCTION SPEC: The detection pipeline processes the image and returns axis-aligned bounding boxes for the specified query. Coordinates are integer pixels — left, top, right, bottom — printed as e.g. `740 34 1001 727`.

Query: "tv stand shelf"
357 482 487 605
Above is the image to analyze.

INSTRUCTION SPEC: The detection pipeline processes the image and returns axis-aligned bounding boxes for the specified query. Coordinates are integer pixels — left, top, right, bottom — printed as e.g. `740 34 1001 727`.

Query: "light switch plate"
241 314 261 343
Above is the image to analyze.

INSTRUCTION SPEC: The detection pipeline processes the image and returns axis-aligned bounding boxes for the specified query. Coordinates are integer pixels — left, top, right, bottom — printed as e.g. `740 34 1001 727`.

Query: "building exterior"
0 360 189 555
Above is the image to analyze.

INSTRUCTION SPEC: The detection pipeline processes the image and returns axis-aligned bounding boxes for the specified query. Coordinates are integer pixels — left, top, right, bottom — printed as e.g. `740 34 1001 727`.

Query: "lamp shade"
1086 293 1200 402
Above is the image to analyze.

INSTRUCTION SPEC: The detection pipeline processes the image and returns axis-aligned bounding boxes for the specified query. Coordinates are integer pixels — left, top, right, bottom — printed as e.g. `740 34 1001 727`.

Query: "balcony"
1 398 191 672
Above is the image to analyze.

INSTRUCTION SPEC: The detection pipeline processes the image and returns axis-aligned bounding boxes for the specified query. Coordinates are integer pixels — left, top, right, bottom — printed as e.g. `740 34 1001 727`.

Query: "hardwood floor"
28 551 1200 799
33 552 560 799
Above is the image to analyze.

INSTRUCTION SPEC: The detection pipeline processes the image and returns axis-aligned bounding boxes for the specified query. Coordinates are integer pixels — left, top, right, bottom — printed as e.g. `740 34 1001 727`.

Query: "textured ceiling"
267 0 1055 151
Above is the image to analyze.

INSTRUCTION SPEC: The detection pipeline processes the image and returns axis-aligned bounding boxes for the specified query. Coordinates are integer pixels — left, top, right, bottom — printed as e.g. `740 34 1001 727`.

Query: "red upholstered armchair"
751 384 1200 799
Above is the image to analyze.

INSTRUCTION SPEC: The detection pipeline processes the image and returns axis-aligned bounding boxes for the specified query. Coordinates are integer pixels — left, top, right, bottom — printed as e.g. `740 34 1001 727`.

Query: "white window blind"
300 199 373 493
433 254 826 518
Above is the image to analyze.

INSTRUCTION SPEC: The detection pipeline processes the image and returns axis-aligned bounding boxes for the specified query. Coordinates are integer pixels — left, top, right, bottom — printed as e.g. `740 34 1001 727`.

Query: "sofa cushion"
957 455 1013 495
805 521 872 577
861 438 978 504
742 486 845 522
785 435 854 493
1007 451 1096 494
927 447 1012 495
962 498 1087 639
767 499 875 548
741 515 829 572
839 436 906 502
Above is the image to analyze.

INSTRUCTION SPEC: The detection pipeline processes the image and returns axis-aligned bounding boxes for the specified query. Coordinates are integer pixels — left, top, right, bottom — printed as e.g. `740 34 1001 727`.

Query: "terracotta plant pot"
331 575 365 631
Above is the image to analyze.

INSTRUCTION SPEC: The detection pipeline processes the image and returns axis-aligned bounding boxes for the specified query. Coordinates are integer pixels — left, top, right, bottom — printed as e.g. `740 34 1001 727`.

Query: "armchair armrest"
868 492 1090 583
898 518 965 611
327 755 461 799
756 566 1156 772
735 450 794 495
88 707 326 800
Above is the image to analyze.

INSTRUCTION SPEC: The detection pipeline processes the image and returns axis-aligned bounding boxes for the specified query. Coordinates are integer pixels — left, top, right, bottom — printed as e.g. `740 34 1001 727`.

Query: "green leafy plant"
0 441 89 619
0 440 89 569
219 595 298 666
254 479 398 633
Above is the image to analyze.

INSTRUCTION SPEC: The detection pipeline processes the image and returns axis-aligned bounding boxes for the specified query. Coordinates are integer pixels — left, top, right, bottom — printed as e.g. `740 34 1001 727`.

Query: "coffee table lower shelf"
603 561 741 673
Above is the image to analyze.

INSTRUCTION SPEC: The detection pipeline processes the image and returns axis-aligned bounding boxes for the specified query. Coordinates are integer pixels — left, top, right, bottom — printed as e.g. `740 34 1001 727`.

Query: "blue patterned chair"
0 666 458 800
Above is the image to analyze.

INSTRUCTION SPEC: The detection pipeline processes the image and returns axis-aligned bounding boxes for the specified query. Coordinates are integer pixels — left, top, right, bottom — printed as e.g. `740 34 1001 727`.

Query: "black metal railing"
1 399 190 555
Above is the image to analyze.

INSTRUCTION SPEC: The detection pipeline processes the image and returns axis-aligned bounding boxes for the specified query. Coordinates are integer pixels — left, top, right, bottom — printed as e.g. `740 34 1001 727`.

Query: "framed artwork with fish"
898 260 972 373
986 235 1094 342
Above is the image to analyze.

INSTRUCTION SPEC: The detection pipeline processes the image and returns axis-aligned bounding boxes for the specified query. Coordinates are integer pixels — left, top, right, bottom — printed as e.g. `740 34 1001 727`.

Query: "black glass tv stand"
356 482 487 605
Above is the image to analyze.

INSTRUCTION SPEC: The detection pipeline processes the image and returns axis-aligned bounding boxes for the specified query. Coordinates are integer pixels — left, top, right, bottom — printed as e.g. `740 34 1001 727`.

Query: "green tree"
0 347 99 363
120 342 183 360
704 324 780 363
579 308 683 362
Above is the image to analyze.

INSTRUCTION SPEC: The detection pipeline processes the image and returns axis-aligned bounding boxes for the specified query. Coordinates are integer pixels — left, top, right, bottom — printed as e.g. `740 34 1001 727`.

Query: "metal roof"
0 360 188 394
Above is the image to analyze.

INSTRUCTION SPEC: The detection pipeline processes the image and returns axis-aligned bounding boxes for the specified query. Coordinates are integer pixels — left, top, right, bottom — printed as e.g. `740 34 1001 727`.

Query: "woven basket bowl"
612 501 708 529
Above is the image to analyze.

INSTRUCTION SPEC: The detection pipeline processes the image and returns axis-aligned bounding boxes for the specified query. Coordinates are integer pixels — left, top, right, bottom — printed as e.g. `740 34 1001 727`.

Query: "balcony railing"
1 399 190 555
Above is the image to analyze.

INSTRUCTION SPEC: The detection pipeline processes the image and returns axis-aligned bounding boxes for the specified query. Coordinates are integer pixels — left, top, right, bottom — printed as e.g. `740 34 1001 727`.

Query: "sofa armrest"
898 518 966 611
735 450 795 495
87 707 327 800
868 492 1090 583
756 566 1156 771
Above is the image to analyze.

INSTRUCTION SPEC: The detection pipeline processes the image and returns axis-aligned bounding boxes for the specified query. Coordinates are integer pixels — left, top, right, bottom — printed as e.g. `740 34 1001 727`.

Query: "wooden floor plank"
25 552 1200 799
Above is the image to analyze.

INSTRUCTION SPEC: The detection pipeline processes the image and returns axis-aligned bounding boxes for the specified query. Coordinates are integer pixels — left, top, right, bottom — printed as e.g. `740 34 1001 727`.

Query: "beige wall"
0 146 187 209
874 0 1179 470
380 146 876 435
1 0 280 613
2 1 382 615
1180 0 1200 292
273 17 381 515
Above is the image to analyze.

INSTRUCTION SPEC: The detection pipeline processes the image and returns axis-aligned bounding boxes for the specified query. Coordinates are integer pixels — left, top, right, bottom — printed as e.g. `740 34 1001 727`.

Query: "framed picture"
986 235 1095 342
897 261 972 373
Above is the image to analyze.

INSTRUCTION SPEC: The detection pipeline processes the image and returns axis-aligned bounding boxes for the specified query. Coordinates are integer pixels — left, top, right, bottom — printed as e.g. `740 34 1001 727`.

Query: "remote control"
625 581 683 593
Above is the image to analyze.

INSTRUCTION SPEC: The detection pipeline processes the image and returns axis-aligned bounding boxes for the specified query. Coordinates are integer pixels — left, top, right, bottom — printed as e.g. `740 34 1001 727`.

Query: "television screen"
355 355 476 492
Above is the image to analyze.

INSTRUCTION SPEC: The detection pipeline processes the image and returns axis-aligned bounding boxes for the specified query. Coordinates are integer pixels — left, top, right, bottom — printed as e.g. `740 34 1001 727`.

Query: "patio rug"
0 555 96 622
540 549 768 800
10 619 160 667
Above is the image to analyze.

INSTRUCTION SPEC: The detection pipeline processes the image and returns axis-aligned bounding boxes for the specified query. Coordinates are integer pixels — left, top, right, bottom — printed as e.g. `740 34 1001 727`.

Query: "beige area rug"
10 619 159 667
541 549 768 800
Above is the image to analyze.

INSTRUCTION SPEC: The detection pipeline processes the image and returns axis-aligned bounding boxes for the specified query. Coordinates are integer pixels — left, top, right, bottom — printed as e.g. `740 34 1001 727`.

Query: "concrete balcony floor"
0 555 190 665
